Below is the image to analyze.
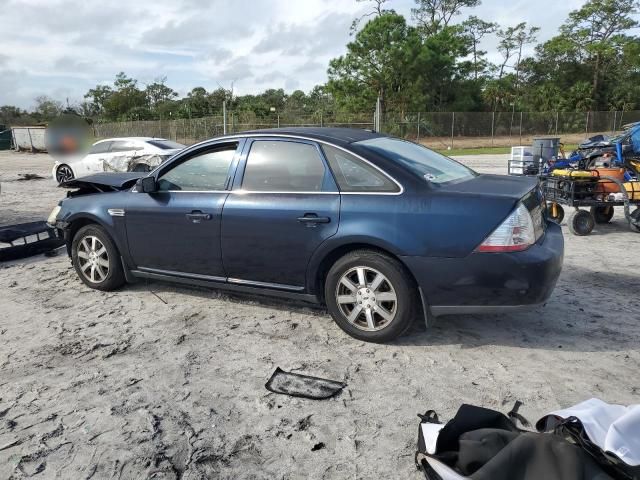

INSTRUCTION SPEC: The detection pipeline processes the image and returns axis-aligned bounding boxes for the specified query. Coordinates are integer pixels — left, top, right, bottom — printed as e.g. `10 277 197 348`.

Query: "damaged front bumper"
0 221 66 261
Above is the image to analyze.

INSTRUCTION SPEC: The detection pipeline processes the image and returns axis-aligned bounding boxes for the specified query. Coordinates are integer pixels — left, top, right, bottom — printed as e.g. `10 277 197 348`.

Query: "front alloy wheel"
72 225 125 291
77 235 110 283
325 250 416 343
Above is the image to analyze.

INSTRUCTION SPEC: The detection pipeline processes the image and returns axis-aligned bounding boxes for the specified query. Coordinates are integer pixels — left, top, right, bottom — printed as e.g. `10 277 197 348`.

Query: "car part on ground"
265 367 346 400
50 128 564 343
0 221 65 261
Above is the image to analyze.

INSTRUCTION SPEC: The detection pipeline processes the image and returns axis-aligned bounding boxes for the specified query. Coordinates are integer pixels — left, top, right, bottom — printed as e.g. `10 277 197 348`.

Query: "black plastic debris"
265 367 346 400
16 173 46 181
0 221 65 262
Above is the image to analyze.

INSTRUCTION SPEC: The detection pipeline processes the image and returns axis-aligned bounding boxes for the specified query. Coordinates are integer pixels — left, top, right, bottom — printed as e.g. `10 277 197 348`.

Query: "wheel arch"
64 215 117 256
309 241 419 303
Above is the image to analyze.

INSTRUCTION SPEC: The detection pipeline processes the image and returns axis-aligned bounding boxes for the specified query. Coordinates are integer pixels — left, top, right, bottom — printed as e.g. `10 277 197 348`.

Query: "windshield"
147 139 186 150
355 137 476 185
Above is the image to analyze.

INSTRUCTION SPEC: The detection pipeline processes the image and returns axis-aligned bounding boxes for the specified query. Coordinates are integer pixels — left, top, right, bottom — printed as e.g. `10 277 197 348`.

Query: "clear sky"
0 0 591 109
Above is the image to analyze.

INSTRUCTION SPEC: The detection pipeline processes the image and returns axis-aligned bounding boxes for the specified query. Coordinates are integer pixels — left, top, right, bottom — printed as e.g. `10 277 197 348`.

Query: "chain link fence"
93 110 640 149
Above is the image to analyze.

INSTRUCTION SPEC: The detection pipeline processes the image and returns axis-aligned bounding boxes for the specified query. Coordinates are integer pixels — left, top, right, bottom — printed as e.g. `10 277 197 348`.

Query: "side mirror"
137 176 157 193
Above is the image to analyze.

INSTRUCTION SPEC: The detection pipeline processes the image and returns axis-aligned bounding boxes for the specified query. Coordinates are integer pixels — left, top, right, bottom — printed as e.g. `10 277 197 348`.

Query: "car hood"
61 172 145 190
436 174 538 200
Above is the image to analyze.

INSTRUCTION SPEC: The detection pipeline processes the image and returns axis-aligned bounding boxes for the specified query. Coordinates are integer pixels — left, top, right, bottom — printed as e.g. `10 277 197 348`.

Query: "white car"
52 137 185 184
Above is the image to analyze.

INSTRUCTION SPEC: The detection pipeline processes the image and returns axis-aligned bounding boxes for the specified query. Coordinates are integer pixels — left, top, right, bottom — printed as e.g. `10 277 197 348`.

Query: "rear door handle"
186 210 212 223
297 214 330 224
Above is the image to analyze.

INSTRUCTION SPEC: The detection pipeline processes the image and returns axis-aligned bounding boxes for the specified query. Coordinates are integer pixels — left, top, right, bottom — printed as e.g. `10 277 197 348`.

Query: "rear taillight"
476 202 536 253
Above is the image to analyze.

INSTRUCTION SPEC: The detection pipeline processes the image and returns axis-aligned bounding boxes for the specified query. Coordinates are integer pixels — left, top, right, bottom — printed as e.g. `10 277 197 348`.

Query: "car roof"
93 137 167 144
237 127 385 146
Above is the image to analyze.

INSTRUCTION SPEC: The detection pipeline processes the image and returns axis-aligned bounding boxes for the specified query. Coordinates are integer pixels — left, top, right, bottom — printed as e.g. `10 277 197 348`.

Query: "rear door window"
241 140 329 192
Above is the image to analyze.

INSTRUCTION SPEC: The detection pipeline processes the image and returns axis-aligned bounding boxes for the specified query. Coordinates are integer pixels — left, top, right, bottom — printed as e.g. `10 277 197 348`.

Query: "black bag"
416 404 616 480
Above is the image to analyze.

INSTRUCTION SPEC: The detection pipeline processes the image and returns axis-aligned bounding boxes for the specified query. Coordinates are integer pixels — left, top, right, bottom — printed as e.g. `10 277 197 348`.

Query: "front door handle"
297 214 331 224
186 210 212 223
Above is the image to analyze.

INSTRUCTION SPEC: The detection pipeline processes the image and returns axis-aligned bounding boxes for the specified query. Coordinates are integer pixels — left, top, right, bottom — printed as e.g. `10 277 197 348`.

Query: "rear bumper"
401 221 564 316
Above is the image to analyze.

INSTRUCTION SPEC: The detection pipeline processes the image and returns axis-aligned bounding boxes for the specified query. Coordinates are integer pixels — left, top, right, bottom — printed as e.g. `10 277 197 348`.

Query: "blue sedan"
48 128 563 342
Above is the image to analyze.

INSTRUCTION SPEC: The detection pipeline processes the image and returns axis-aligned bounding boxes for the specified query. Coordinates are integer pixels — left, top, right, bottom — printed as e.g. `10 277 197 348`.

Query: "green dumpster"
0 128 12 150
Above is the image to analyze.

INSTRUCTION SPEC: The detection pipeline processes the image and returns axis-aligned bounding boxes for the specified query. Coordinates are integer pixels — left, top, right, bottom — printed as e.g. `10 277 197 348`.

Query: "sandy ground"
1 151 639 479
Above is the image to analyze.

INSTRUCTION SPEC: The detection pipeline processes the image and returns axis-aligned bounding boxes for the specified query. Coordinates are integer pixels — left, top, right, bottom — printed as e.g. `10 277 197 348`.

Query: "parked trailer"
11 126 47 152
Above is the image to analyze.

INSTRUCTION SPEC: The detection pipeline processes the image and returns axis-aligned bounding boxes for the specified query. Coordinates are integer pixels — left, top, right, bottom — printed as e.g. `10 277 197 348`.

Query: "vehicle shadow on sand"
397 265 640 353
129 264 640 354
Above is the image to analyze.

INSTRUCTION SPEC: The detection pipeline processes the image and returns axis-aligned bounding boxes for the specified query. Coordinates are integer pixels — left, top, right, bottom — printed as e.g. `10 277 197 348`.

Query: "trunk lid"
437 174 538 200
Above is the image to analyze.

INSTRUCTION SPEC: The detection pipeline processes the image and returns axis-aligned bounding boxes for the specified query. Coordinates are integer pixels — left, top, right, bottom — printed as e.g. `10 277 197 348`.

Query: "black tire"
590 205 614 224
547 203 565 224
629 208 640 233
71 224 125 291
324 250 417 343
568 210 595 236
55 164 75 184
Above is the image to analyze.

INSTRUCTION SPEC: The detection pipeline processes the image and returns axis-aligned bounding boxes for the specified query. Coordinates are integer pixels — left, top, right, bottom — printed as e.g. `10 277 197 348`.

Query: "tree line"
1 0 638 127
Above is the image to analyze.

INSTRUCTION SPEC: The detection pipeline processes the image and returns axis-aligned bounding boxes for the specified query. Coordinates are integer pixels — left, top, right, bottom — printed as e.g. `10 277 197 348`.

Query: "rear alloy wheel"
590 205 614 224
325 250 416 343
568 209 595 236
72 225 125 291
56 165 74 184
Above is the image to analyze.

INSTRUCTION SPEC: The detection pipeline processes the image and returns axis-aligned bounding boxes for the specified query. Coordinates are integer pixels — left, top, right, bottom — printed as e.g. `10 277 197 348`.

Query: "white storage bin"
510 146 533 160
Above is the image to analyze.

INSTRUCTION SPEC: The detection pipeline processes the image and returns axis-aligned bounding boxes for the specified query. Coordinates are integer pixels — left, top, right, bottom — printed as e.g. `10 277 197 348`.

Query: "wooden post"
585 111 590 136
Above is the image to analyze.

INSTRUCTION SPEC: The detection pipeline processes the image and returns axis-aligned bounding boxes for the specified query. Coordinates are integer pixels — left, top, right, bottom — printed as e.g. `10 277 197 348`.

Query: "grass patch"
433 144 579 156
434 146 510 156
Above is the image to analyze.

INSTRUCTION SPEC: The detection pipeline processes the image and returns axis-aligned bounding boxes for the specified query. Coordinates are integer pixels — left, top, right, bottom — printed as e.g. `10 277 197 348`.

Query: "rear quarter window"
322 144 399 193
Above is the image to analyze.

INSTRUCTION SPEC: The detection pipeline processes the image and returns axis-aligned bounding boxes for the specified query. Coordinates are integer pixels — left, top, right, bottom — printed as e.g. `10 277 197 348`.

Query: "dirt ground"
1 151 639 480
